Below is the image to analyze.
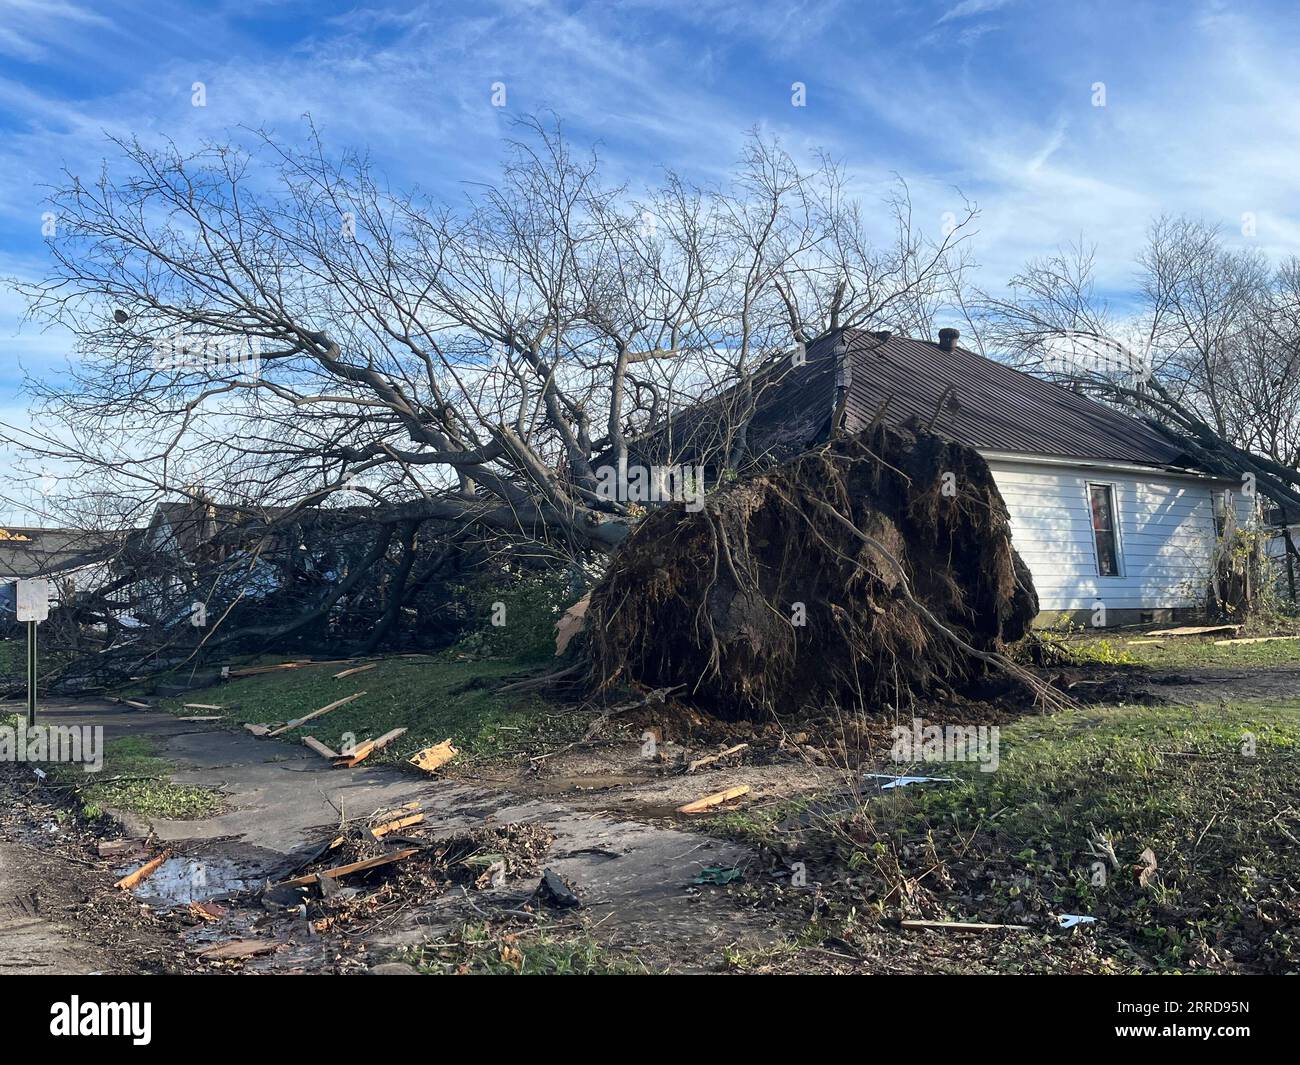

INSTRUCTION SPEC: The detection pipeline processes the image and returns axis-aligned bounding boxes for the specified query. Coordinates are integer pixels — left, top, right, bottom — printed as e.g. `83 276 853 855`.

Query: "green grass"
151 652 588 765
835 697 1300 972
398 921 647 974
1052 624 1300 670
59 735 223 821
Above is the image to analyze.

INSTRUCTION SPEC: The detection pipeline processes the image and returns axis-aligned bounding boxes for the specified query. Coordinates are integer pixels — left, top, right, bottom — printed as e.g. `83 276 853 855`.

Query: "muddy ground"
0 657 1294 974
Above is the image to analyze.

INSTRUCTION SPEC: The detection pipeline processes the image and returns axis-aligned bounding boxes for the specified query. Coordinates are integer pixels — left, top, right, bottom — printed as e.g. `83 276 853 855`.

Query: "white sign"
15 579 50 623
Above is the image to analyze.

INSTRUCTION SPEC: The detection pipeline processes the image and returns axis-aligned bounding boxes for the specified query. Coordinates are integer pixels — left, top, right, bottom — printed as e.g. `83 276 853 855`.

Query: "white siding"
985 458 1252 612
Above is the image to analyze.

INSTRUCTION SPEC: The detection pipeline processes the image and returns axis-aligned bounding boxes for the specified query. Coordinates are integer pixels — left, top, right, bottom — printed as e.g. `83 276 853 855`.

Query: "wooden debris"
1147 624 1241 638
334 663 377 679
183 703 224 710
195 939 276 961
98 838 149 859
121 698 151 710
276 848 419 889
243 723 271 737
333 726 407 768
687 743 750 774
189 900 226 922
555 593 591 656
371 813 425 839
678 784 751 814
1212 634 1300 646
900 919 1030 932
302 736 340 759
265 692 365 737
178 716 222 722
113 849 172 891
1126 639 1165 646
225 661 310 678
409 739 458 774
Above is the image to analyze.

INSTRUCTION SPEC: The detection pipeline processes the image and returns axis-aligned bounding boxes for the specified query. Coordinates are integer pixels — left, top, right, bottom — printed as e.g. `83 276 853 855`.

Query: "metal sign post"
15 579 50 727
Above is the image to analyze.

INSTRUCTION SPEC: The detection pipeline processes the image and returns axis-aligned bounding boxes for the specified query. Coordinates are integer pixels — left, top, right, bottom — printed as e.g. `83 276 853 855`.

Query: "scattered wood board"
687 743 750 774
178 716 222 722
1126 639 1165 646
372 813 425 839
195 939 276 961
409 739 458 774
98 839 149 859
114 849 172 891
276 848 419 889
226 661 310 678
1147 624 1241 638
243 723 271 737
334 663 377 679
1212 635 1300 646
120 698 151 710
901 919 1030 932
266 692 365 737
678 784 751 814
302 736 340 759
183 703 224 710
334 727 407 768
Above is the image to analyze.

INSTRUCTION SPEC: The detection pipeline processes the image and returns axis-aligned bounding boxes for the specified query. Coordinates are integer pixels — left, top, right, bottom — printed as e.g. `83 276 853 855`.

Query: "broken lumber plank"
1147 624 1241 638
302 735 340 759
409 739 458 774
183 703 224 710
333 662 377 679
276 848 419 888
1212 634 1300 646
900 919 1030 932
678 784 751 814
243 723 271 737
225 661 310 678
372 813 425 839
195 939 276 961
266 692 366 737
333 726 407 768
687 743 750 774
120 698 151 710
113 849 172 891
178 715 222 722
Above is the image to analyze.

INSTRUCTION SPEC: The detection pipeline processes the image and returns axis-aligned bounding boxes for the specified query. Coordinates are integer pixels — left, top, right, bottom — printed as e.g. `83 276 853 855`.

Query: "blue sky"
3 0 1300 518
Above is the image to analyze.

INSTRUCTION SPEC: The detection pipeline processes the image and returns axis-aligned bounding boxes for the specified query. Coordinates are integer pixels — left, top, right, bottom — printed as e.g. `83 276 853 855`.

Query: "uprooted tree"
3 117 976 673
586 424 1065 719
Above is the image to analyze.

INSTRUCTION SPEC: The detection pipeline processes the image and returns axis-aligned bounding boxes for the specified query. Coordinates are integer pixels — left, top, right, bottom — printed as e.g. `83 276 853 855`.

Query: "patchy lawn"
149 653 589 767
722 696 1300 973
1053 622 1300 670
397 919 649 975
52 734 223 822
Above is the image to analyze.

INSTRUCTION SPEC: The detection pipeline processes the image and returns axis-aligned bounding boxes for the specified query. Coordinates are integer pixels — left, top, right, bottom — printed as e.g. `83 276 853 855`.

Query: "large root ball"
585 423 1037 719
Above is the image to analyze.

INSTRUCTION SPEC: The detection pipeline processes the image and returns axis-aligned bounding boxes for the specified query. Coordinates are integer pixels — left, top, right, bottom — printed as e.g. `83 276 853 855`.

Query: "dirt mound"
587 423 1039 719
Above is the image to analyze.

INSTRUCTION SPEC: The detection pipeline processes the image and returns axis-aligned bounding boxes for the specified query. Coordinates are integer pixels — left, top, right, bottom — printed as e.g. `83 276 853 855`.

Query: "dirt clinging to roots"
587 424 1038 719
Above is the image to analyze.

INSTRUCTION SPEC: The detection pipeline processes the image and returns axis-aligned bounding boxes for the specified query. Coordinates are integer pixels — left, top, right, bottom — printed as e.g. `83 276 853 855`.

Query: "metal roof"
619 328 1195 471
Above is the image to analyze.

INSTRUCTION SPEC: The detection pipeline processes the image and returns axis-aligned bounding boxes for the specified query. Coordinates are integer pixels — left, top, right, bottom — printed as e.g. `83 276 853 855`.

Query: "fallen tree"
585 423 1050 719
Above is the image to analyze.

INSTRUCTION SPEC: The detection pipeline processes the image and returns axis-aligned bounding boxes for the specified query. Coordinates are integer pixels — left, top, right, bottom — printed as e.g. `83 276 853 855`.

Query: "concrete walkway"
9 700 769 967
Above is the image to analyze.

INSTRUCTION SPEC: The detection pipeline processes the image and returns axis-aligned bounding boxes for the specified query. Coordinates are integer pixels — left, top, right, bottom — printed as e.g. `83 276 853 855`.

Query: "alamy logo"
890 718 1000 772
0 724 103 772
50 997 151 1045
593 461 705 512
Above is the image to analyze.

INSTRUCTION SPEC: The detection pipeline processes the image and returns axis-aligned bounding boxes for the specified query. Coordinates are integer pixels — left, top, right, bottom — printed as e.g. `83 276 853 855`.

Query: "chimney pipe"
938 328 959 352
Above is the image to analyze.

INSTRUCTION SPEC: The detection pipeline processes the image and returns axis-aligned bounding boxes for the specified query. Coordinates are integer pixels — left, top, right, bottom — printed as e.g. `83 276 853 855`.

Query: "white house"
633 326 1256 626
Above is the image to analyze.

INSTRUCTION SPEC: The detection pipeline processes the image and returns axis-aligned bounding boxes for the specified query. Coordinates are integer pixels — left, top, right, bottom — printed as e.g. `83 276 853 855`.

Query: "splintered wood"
409 739 458 774
678 785 750 814
266 692 366 737
333 727 407 768
114 849 172 890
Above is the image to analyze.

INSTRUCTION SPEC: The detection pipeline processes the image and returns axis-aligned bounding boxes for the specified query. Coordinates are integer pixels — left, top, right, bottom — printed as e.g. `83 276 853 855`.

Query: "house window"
1088 483 1121 577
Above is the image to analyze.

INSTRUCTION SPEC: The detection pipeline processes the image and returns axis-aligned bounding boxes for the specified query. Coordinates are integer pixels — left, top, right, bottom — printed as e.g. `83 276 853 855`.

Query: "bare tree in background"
977 217 1300 515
